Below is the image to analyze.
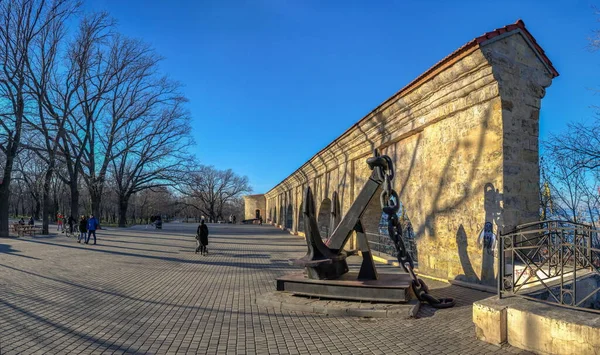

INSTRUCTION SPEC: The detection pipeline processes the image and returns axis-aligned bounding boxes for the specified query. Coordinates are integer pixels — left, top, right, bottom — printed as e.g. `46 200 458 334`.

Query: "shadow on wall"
455 183 503 284
278 72 504 282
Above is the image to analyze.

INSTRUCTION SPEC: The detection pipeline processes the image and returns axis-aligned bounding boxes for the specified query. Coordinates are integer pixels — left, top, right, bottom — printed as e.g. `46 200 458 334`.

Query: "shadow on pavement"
0 244 41 260
416 284 494 318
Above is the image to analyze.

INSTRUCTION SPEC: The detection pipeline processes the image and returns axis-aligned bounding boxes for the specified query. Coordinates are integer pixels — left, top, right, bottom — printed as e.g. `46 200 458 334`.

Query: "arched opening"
285 204 293 229
273 208 276 224
255 209 260 219
376 197 417 262
297 202 304 233
317 198 332 238
279 205 284 226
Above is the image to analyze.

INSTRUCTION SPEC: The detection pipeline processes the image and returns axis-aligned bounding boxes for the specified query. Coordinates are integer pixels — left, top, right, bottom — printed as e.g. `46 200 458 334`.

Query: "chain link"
368 151 455 309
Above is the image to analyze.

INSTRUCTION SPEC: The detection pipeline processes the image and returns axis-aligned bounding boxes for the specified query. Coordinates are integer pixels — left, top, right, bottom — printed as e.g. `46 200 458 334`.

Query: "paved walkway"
0 223 527 354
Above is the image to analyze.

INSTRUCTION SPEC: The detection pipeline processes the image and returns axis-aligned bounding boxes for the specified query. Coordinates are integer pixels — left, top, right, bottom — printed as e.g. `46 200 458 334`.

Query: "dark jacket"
79 218 87 233
196 223 209 246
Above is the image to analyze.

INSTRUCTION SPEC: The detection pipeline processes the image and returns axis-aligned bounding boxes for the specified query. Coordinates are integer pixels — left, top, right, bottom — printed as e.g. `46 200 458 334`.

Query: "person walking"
78 215 87 243
57 213 63 231
85 214 99 245
67 215 75 234
195 220 209 255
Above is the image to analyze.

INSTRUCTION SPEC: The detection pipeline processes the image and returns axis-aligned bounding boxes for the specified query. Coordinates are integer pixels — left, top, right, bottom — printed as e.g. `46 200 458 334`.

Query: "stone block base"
473 296 600 354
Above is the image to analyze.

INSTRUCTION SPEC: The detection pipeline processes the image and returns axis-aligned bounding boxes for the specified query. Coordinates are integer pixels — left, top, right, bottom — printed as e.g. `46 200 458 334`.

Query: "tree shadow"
16 238 294 270
101 239 185 249
455 183 503 285
0 244 41 260
0 297 147 354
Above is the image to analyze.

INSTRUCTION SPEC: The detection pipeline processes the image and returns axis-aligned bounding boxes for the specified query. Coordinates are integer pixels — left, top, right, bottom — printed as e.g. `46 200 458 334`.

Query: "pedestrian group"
77 214 99 245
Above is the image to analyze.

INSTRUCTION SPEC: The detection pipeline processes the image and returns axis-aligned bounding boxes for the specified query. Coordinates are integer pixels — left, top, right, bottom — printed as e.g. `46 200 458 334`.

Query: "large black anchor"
296 150 455 309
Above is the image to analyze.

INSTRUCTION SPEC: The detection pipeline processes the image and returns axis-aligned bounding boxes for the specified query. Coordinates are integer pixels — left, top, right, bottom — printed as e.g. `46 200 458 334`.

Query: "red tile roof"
397 19 558 100
475 19 558 77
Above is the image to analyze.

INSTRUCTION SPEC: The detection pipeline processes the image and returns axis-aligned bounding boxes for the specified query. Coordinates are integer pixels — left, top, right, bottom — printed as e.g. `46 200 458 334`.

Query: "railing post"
588 230 593 271
498 231 503 299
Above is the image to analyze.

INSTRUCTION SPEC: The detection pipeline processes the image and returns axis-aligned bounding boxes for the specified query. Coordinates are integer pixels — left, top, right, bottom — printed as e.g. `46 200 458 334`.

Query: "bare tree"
79 34 172 220
55 12 114 221
581 173 600 228
546 118 600 172
110 94 192 227
0 0 78 237
13 150 46 219
181 166 252 222
23 0 81 233
543 150 587 222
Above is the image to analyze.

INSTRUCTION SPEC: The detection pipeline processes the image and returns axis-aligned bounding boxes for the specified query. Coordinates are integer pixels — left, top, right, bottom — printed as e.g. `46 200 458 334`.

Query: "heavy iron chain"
369 151 455 309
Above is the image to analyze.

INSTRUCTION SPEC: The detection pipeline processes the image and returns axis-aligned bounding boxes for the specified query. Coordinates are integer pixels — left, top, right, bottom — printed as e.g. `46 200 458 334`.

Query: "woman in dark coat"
195 220 209 255
77 215 87 243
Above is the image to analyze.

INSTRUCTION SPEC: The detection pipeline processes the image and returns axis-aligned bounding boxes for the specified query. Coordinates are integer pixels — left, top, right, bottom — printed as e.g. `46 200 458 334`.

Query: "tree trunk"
0 186 10 238
118 195 129 227
42 168 54 235
34 199 41 220
70 185 79 220
90 190 102 222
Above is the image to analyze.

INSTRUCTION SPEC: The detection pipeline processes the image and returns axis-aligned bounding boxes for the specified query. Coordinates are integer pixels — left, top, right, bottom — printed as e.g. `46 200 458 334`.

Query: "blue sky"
86 0 600 193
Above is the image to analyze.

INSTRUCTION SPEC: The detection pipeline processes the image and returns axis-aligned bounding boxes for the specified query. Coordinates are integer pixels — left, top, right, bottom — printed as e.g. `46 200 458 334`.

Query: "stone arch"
297 202 304 233
255 209 261 219
279 204 284 226
317 198 332 238
272 208 276 224
285 204 293 229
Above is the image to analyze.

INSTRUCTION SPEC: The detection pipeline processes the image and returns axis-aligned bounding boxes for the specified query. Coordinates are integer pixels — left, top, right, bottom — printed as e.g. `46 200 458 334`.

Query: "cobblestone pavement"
0 223 528 354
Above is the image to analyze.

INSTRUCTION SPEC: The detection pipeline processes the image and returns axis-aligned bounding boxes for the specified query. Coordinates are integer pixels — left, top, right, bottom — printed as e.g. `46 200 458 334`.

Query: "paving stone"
0 223 528 354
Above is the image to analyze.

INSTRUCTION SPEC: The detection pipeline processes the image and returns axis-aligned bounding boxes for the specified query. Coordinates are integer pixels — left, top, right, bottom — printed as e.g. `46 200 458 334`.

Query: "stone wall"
243 194 266 221
262 28 555 285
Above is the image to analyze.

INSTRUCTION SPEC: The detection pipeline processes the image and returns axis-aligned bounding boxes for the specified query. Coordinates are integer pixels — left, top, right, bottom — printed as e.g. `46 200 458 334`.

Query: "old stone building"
245 20 558 285
243 194 266 222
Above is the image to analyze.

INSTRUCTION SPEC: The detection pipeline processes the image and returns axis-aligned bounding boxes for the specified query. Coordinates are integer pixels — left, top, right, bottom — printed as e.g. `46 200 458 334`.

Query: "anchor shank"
326 169 382 251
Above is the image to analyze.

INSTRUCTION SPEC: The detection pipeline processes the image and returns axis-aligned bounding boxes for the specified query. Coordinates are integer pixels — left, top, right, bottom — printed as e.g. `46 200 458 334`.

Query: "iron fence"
366 226 418 263
319 224 418 263
499 220 600 313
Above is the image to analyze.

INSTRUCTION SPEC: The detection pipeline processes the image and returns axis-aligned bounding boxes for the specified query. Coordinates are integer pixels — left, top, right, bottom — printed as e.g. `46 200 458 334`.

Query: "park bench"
12 224 43 237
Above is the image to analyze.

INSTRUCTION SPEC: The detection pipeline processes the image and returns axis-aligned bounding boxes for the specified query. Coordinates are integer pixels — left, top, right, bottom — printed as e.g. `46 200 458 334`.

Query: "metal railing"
320 225 329 239
366 226 418 263
318 224 418 263
499 220 600 313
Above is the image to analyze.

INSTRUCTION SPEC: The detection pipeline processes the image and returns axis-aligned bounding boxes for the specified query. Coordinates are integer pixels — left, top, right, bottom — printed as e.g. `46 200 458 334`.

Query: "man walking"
85 214 99 245
195 220 209 255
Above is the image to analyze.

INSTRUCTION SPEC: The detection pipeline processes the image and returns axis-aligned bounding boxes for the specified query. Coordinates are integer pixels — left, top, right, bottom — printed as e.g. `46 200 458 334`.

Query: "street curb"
257 292 418 318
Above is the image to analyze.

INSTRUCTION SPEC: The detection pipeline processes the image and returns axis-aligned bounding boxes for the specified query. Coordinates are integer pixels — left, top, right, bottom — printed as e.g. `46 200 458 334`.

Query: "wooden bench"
13 225 42 237
11 223 22 233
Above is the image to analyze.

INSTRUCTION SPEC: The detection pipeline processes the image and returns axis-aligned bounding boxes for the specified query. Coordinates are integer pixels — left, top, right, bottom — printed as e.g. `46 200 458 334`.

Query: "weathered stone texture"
243 194 266 221
474 296 600 354
263 30 555 285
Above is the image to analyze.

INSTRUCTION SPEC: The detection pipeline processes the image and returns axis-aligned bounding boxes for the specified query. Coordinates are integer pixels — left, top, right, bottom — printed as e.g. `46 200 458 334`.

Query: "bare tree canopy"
0 0 79 237
542 114 600 225
546 118 600 172
0 2 254 231
180 166 252 223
